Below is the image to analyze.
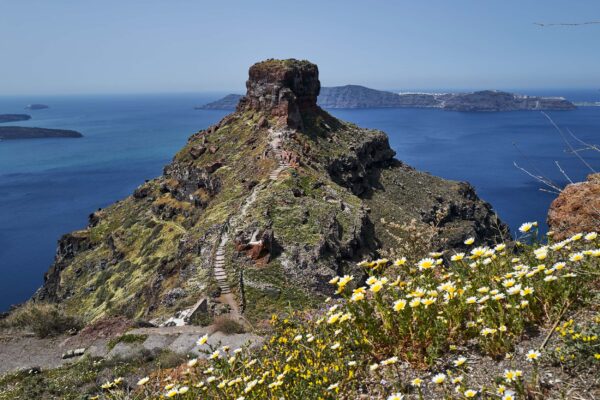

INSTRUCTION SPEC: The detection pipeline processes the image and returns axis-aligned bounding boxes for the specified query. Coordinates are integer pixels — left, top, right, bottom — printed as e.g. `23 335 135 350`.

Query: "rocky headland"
0 114 31 123
195 94 243 110
198 86 576 111
34 59 507 327
0 127 83 140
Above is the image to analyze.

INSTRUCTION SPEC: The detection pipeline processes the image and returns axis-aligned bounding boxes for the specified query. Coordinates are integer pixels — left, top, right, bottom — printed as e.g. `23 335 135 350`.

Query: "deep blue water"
1 90 600 310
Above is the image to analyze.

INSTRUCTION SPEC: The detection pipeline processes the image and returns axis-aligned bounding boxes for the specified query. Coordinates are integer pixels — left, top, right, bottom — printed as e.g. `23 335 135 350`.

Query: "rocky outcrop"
547 173 600 240
34 59 508 325
236 59 320 129
0 127 82 140
198 86 576 112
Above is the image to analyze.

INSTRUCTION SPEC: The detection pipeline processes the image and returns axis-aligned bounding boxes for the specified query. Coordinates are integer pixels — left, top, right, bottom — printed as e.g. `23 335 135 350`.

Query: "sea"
1 90 600 311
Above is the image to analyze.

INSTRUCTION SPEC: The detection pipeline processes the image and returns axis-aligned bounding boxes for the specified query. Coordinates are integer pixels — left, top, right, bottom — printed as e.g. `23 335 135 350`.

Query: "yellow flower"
519 222 535 233
411 378 423 387
503 369 522 382
381 356 398 366
137 377 150 386
329 276 340 284
571 233 583 241
351 291 365 302
327 312 342 324
209 350 220 360
453 356 467 367
393 299 407 312
464 237 475 245
197 334 209 346
495 243 506 252
432 373 446 384
394 257 407 266
337 275 353 287
369 280 384 293
165 383 175 390
464 389 477 398
502 392 516 400
585 232 597 241
470 246 487 258
569 252 584 262
187 358 198 367
421 297 436 307
526 349 541 361
409 298 421 308
387 393 404 400
178 386 189 394
417 257 436 270
451 253 465 261
166 389 178 397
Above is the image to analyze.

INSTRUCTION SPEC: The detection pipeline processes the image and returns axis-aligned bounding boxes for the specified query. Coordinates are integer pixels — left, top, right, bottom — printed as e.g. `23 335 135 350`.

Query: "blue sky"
0 0 599 94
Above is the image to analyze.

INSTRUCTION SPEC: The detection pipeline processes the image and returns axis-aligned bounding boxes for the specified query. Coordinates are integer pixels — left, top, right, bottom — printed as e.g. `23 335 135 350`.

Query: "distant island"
194 94 244 110
197 85 576 112
25 104 49 110
0 127 82 140
0 114 31 123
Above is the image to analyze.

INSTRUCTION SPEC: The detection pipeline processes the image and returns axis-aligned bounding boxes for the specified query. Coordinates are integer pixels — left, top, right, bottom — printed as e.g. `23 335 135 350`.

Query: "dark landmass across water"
198 85 576 111
0 114 31 123
194 94 242 110
0 127 83 140
25 104 49 110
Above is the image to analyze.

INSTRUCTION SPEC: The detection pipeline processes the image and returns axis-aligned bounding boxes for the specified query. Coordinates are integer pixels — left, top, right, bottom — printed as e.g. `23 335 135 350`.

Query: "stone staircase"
161 128 292 326
269 160 290 181
214 232 231 295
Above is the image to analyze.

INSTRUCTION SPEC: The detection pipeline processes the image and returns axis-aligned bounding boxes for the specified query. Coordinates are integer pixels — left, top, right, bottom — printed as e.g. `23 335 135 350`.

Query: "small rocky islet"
24 104 49 110
0 126 83 140
0 107 84 140
0 114 31 123
198 85 576 111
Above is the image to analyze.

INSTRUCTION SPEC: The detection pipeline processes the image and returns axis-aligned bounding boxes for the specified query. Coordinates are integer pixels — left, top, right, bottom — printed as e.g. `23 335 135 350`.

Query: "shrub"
92 226 600 399
2 302 83 338
212 315 246 334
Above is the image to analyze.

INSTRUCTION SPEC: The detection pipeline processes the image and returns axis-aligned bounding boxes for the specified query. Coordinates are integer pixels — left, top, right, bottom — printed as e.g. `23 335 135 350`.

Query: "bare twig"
513 161 562 193
567 128 600 153
539 299 572 350
542 112 596 173
555 161 574 184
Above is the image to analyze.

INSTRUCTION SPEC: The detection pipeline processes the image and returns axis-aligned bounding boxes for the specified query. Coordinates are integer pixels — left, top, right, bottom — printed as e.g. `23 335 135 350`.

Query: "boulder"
547 173 600 239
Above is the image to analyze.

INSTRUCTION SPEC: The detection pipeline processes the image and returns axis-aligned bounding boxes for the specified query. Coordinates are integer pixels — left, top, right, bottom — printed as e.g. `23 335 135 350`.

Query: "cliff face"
34 59 507 325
